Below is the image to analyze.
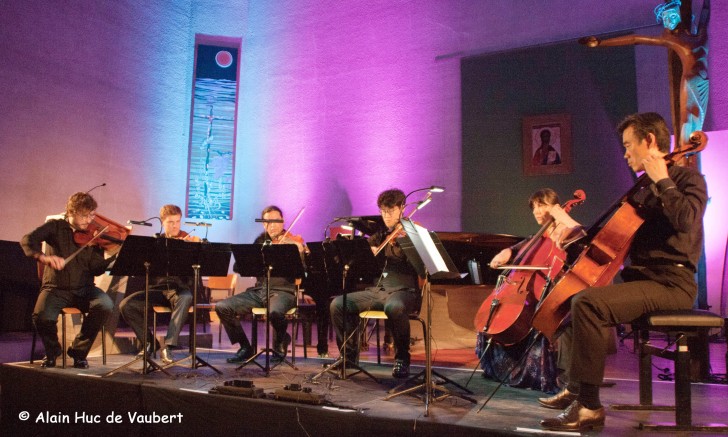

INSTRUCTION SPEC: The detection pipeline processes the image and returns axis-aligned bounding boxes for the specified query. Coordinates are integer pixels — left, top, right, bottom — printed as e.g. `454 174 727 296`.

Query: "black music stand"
103 235 173 377
230 243 304 375
383 219 475 416
310 237 380 383
166 241 231 374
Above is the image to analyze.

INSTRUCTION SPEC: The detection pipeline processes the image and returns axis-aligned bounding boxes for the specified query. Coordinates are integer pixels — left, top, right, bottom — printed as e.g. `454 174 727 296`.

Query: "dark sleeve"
655 168 708 233
87 246 114 276
20 220 57 259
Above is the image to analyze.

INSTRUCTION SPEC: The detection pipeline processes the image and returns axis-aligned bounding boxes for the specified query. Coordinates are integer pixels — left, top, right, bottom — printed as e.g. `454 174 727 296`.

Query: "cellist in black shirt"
539 112 708 432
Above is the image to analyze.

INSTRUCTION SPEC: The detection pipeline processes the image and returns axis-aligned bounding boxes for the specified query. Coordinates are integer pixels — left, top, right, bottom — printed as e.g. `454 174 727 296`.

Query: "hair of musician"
159 204 182 220
66 192 98 216
261 205 283 218
617 112 671 153
377 189 406 209
528 188 560 210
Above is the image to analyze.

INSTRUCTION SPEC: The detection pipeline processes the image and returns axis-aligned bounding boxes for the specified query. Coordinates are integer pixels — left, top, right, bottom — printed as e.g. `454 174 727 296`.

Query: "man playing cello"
539 112 708 432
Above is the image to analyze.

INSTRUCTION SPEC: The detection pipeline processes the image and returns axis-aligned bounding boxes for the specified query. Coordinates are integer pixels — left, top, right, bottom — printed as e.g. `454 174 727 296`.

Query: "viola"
473 190 586 345
531 132 707 341
66 213 131 265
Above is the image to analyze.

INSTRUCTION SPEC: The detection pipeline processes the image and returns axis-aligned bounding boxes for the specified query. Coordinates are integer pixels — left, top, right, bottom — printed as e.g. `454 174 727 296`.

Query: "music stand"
166 241 231 374
310 237 380 383
230 243 304 375
103 235 173 377
383 219 475 416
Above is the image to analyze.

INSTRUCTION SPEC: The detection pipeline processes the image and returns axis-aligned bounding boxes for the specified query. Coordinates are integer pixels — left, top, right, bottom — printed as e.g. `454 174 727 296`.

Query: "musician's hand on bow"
39 253 65 271
642 148 670 183
489 248 512 269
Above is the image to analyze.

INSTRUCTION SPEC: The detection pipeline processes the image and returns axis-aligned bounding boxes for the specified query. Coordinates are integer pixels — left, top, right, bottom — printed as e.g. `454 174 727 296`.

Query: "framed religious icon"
522 114 573 176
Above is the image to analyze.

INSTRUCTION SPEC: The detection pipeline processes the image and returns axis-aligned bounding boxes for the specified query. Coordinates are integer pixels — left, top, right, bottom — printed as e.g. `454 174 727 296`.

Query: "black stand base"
102 355 174 378
167 354 222 375
310 355 379 383
236 348 297 376
385 368 477 410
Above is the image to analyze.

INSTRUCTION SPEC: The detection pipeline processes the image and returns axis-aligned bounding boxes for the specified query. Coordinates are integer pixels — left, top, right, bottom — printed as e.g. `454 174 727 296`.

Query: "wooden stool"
612 309 727 431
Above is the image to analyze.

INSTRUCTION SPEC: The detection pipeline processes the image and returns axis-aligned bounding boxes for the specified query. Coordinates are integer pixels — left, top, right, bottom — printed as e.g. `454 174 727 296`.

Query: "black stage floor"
2 348 727 437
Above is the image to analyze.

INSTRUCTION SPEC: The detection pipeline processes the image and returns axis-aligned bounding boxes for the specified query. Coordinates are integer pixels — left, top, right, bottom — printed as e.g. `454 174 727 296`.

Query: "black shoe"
274 333 291 358
40 355 57 368
226 346 254 363
392 359 410 378
67 347 89 369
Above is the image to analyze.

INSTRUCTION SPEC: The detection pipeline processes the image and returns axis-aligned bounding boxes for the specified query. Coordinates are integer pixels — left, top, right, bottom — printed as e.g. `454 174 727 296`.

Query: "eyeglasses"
380 208 400 217
74 212 96 220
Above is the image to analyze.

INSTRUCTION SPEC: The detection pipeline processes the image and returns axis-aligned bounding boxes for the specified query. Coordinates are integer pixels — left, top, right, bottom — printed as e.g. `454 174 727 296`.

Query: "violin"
172 230 201 242
72 213 130 251
473 190 586 345
66 213 131 265
531 132 707 341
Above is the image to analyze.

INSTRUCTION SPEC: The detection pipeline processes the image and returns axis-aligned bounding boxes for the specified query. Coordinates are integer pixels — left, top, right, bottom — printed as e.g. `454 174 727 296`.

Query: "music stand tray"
310 237 380 383
230 243 303 375
383 219 475 415
103 236 175 377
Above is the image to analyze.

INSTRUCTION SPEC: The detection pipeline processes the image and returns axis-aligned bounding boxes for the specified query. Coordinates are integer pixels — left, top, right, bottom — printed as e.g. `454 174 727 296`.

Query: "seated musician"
539 113 707 432
329 188 421 378
119 204 197 364
216 205 305 363
480 188 578 391
20 192 115 369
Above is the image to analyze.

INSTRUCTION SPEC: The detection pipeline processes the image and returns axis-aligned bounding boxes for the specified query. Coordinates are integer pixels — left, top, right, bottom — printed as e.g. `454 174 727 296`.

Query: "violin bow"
63 225 110 265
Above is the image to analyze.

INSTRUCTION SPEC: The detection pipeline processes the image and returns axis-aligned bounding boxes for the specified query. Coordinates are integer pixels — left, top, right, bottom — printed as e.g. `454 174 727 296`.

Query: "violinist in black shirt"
329 188 421 378
20 192 115 369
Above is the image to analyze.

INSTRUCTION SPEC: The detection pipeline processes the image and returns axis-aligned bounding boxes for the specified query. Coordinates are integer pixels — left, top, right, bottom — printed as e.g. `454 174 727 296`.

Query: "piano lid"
434 231 523 285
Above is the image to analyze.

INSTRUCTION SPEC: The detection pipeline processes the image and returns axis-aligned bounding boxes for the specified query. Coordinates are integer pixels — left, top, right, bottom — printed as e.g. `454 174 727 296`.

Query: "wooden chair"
30 307 107 369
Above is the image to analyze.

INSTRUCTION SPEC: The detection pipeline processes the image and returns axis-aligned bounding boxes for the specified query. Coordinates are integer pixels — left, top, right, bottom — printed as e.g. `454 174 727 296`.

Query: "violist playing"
21 192 116 369
537 112 707 432
119 204 200 364
477 188 581 392
216 205 306 364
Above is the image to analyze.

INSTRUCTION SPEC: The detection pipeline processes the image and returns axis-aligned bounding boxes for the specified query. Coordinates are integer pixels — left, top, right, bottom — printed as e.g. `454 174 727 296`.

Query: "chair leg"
375 319 381 365
30 328 37 363
61 312 67 369
101 325 107 365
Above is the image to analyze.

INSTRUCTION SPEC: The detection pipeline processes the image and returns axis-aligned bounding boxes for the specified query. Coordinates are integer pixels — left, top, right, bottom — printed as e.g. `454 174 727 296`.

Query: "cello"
531 131 707 341
473 190 586 345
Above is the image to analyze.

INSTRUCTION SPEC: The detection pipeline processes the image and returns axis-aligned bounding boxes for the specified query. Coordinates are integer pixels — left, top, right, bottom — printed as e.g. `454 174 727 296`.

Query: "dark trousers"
119 288 193 348
32 286 113 359
215 287 296 348
569 267 696 386
330 286 421 363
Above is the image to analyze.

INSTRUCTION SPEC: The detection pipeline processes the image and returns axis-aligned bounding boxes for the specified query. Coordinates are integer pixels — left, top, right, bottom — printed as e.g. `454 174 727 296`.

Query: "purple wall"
1 0 726 311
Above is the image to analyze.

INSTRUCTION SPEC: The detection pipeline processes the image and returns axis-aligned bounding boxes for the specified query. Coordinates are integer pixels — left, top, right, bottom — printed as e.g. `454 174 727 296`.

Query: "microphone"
185 221 212 227
85 183 106 194
255 218 284 223
127 220 153 227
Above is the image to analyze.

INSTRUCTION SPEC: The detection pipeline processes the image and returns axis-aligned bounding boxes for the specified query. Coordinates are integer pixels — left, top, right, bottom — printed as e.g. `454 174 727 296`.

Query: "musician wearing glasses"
329 188 421 378
119 204 196 364
20 192 115 369
216 205 305 364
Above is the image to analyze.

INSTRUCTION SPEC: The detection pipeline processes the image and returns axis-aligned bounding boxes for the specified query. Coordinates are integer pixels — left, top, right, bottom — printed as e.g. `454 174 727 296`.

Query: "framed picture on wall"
522 113 573 176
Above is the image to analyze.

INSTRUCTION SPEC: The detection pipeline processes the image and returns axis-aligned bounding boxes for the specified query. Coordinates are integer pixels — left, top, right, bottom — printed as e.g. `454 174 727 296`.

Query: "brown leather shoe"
540 400 605 432
538 388 577 409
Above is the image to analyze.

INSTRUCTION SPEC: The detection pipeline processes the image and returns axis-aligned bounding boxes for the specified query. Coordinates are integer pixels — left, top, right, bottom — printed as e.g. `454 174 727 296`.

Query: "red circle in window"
215 50 233 68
